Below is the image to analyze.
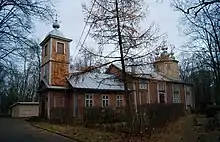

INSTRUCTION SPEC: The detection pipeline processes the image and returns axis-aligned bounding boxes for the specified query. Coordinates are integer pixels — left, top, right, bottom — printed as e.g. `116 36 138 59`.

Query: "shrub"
83 104 185 133
83 107 127 123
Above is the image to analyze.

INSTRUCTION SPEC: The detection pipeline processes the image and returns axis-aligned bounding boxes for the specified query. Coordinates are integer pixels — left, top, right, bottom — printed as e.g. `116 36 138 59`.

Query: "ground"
1 114 220 142
0 118 75 142
31 114 220 142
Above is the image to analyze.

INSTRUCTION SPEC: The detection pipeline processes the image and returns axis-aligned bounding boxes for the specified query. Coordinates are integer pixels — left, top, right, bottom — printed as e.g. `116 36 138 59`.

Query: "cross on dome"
52 14 60 29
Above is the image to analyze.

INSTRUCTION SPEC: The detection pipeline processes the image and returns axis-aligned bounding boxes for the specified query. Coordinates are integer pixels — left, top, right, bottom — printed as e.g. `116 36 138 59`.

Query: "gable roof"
9 102 39 108
67 71 125 92
108 63 190 84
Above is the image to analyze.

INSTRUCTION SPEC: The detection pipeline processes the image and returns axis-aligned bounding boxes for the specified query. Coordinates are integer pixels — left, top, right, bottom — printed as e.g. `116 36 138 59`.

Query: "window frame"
102 95 109 108
159 93 165 103
172 84 180 103
85 94 93 107
116 95 123 107
139 80 147 90
56 41 65 54
157 82 167 103
158 82 166 92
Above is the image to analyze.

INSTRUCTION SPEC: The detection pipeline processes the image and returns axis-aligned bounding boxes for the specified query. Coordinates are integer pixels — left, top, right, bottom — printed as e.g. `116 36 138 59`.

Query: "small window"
56 42 65 54
102 95 109 107
116 95 123 107
139 80 147 89
85 94 93 107
44 44 48 56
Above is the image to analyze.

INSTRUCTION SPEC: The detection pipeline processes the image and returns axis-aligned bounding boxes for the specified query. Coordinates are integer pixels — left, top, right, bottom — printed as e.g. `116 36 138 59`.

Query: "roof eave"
40 34 72 46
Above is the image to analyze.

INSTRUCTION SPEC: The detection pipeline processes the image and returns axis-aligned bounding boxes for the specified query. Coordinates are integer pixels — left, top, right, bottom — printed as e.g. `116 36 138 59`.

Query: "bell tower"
40 19 72 86
154 46 180 79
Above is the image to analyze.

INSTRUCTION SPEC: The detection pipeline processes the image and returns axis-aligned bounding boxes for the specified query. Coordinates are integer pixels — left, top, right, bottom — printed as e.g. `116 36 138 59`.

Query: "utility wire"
72 0 96 62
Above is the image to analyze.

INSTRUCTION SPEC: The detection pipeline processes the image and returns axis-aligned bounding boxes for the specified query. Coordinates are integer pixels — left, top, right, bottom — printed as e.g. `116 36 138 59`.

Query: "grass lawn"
31 115 207 142
32 122 119 142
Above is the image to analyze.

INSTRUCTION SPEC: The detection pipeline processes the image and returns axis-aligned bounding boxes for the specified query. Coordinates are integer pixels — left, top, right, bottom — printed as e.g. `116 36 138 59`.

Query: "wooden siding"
51 39 69 63
76 92 126 117
166 83 173 103
51 62 69 86
41 41 50 65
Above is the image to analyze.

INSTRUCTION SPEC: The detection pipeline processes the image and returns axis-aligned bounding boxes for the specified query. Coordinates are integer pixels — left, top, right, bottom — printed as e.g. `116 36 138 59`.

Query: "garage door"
19 105 39 117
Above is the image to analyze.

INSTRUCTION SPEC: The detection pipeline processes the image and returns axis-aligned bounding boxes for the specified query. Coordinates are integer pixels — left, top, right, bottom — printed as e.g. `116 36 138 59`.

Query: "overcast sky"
34 0 186 59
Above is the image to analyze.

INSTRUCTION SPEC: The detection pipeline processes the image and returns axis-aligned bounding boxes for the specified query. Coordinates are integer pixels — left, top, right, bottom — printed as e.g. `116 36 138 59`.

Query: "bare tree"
172 0 220 16
76 0 166 135
0 0 55 62
173 0 220 103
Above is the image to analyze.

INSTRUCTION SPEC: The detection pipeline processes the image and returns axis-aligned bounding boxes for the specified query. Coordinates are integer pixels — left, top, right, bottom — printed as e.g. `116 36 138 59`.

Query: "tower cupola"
40 18 72 86
153 45 180 79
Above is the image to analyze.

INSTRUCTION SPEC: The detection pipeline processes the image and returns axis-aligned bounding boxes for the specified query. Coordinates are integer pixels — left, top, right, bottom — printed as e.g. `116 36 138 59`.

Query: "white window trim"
56 41 65 54
157 82 167 103
116 95 123 107
172 84 180 103
102 95 109 108
158 82 166 91
139 80 147 89
85 94 94 107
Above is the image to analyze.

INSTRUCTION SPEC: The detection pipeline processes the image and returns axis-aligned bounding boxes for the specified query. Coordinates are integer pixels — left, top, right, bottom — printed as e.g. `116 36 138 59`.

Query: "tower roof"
46 19 64 37
154 45 178 64
40 19 72 46
46 29 65 38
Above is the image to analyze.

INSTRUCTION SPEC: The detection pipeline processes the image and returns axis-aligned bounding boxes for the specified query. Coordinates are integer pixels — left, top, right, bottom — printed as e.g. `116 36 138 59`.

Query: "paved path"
0 118 75 142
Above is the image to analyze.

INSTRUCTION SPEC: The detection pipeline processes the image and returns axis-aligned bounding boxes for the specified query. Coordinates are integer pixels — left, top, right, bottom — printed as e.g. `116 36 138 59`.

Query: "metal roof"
46 29 65 38
68 72 125 91
9 102 39 108
112 63 185 83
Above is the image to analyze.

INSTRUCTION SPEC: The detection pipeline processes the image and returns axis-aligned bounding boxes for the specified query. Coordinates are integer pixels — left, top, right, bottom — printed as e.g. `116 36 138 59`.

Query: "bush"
83 107 127 123
140 103 185 128
83 104 185 133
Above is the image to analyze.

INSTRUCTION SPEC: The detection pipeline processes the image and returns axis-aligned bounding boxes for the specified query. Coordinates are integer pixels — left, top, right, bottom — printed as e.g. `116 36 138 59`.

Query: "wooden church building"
38 20 194 119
